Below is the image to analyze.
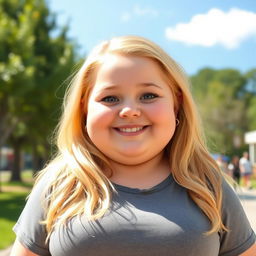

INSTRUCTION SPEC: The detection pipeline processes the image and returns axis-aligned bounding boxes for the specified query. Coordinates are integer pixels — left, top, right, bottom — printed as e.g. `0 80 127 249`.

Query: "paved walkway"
1 188 255 256
237 187 256 232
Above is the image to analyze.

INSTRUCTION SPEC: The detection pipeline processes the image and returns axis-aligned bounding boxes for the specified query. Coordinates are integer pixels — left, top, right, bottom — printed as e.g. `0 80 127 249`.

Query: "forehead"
94 54 167 84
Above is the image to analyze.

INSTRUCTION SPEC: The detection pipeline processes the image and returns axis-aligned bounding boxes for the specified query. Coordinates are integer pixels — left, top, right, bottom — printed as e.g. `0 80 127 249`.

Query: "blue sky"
49 0 256 75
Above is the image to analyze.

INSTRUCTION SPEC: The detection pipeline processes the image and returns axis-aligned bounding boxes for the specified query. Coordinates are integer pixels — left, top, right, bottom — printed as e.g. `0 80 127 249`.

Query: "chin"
110 153 160 166
111 158 148 166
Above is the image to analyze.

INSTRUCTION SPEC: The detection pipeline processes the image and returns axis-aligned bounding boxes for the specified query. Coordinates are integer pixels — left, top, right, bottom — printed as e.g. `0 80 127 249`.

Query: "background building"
245 130 256 165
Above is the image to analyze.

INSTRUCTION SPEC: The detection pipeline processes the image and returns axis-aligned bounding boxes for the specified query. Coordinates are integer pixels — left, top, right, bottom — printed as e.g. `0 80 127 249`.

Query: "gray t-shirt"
13 173 255 256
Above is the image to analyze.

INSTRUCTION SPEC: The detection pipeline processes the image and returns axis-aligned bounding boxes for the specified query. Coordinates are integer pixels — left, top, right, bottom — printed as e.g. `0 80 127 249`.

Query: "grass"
239 174 256 189
0 191 29 249
0 170 34 249
251 175 256 188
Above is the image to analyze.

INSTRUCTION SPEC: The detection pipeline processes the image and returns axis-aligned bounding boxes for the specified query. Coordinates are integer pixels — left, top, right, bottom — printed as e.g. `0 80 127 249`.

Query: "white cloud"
165 8 256 49
121 5 158 22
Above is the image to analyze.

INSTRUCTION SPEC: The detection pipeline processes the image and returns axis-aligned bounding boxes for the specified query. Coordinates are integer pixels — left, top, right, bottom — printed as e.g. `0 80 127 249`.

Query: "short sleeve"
13 172 52 256
219 179 256 256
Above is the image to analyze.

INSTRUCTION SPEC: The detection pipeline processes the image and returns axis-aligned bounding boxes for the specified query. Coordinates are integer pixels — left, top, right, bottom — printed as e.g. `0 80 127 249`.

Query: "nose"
119 104 141 118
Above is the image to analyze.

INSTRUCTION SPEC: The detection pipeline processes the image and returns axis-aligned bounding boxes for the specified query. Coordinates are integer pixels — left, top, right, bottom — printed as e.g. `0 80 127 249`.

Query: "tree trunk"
0 109 19 148
32 145 49 176
32 144 44 174
10 141 22 181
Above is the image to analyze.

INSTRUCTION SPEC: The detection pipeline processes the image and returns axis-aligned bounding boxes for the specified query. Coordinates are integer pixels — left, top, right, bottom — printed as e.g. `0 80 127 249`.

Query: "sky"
48 0 256 75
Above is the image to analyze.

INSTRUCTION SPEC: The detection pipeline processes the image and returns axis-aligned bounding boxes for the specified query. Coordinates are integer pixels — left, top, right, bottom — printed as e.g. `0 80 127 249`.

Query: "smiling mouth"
114 126 148 134
118 127 143 132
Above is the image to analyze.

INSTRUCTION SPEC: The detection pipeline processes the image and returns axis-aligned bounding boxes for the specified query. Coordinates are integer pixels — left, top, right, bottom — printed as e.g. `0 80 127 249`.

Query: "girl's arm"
10 239 39 256
240 243 256 256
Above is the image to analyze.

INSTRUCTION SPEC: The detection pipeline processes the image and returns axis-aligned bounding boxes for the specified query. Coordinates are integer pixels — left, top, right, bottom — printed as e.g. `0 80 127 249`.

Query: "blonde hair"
35 35 225 239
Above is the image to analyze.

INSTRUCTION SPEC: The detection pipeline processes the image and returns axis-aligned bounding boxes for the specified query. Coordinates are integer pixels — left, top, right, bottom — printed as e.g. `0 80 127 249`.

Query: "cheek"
149 103 176 124
86 102 114 129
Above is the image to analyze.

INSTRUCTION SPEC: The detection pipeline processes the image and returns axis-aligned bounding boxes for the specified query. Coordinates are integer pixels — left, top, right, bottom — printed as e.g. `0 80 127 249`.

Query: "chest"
49 190 220 256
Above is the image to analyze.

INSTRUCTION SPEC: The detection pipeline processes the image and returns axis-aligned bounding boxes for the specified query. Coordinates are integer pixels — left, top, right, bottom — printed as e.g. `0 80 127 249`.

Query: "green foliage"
0 0 77 175
245 69 256 131
245 68 256 94
191 68 256 157
247 96 256 130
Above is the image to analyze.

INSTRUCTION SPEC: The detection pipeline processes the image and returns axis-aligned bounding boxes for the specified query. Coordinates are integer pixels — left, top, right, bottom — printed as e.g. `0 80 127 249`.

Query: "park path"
0 188 255 256
237 187 256 232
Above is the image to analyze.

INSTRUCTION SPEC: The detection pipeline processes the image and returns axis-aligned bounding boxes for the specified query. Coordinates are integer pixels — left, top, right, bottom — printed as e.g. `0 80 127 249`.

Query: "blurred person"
228 155 241 189
216 154 231 176
239 152 253 189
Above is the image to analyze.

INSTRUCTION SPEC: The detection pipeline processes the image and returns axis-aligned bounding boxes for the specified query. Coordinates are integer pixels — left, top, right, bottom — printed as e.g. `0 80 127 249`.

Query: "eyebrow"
98 82 163 91
139 82 162 89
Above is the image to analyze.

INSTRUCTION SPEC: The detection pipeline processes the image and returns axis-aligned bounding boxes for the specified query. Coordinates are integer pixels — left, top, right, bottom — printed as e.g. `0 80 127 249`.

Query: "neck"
108 152 171 189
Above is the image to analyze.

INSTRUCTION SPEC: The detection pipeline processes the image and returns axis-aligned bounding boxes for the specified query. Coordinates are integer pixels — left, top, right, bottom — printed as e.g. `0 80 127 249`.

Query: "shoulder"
12 170 55 255
219 178 256 255
220 177 253 237
221 178 241 211
29 169 56 200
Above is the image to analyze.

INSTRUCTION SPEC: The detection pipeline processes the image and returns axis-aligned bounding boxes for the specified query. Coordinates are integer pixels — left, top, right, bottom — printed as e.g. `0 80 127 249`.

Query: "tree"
0 0 34 146
0 0 76 180
245 69 256 130
191 68 248 156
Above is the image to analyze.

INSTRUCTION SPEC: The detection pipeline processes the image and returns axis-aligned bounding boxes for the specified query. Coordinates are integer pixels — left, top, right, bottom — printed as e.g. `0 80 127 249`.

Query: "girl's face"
86 54 177 166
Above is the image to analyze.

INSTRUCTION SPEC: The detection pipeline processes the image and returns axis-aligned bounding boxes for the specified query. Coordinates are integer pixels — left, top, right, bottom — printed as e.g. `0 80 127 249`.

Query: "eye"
141 93 158 101
101 96 119 103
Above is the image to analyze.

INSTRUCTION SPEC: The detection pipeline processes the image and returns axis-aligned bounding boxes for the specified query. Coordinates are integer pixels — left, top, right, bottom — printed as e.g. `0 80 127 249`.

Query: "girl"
11 35 256 256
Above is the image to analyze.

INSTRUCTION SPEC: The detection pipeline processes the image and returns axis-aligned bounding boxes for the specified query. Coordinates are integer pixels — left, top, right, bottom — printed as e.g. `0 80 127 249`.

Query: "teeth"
119 127 143 133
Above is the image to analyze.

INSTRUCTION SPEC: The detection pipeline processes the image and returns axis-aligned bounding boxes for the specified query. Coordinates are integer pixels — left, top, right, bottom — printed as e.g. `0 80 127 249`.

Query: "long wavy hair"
35 35 225 240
